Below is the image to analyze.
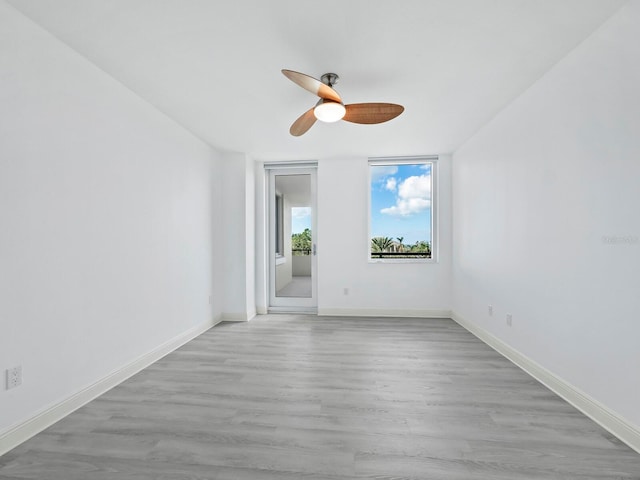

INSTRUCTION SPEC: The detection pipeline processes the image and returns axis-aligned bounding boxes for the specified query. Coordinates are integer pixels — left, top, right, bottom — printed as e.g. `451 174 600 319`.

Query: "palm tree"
371 236 394 252
395 236 404 253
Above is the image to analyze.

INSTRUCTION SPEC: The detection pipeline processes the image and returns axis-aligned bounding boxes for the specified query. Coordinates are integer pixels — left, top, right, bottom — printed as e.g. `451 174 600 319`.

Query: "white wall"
253 156 451 316
452 1 640 428
221 153 256 320
274 195 293 292
317 156 452 316
275 259 291 292
0 3 222 435
244 157 256 316
254 162 268 314
292 255 312 276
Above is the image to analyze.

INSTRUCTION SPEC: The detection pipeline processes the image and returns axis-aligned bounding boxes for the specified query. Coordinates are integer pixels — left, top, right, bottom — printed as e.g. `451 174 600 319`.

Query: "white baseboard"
255 306 268 315
0 316 221 457
451 311 640 454
318 307 451 318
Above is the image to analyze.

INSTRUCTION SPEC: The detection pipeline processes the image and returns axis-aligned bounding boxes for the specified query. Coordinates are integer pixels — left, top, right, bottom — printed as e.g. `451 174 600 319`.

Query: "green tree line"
291 230 430 256
371 236 431 255
292 228 312 255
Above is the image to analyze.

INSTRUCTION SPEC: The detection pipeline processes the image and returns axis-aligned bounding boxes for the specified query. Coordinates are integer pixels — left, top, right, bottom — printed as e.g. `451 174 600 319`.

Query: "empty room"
1 0 639 478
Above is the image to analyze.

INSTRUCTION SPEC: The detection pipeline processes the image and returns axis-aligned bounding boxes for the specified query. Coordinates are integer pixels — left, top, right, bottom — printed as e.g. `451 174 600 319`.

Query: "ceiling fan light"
314 101 346 123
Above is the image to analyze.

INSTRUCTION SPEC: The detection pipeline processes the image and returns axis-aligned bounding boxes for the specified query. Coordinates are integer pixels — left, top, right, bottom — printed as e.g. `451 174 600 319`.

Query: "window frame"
275 193 284 258
368 156 438 264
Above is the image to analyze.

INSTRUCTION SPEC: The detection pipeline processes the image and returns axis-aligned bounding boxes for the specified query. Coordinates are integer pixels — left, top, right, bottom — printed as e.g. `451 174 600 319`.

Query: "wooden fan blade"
343 103 404 124
290 108 317 136
282 69 342 103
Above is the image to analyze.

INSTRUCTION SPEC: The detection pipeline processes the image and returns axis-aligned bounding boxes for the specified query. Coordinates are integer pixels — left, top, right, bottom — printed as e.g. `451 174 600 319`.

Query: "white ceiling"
7 0 625 161
275 174 310 206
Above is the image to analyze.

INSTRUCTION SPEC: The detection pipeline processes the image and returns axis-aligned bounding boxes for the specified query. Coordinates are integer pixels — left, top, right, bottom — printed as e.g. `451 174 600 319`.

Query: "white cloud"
370 165 398 182
381 198 430 216
380 174 431 217
398 174 430 199
292 207 311 219
385 177 397 192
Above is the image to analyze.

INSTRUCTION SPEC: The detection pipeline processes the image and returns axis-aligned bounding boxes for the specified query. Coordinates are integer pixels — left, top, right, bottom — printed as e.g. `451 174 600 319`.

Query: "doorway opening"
267 166 317 312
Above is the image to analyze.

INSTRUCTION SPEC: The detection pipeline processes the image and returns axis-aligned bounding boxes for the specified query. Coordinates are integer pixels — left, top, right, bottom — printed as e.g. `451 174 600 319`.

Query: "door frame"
266 164 317 312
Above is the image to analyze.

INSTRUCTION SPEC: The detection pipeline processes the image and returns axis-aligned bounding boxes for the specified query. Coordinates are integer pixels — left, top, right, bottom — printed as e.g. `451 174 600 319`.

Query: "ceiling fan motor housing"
320 73 339 87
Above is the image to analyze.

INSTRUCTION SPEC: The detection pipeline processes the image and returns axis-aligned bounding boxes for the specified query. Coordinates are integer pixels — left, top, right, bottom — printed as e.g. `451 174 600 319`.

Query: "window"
369 157 436 262
275 193 284 257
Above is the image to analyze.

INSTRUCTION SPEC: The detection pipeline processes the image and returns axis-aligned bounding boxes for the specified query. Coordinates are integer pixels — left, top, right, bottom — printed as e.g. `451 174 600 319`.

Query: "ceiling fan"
282 69 404 136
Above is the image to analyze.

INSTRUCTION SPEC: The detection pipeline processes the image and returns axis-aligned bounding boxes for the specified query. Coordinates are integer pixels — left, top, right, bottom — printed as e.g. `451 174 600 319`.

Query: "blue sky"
370 163 431 245
291 207 311 234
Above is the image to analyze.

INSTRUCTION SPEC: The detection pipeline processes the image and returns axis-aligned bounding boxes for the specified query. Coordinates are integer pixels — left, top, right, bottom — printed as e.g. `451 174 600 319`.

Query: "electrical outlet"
6 366 22 390
506 314 513 327
488 305 493 316
343 287 349 295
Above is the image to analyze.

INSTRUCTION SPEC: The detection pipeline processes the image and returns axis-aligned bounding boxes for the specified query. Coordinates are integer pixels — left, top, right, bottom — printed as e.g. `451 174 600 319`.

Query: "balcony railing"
293 249 431 258
370 251 431 259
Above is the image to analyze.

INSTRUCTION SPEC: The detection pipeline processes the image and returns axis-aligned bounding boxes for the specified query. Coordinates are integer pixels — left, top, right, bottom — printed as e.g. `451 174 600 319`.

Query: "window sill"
275 255 287 266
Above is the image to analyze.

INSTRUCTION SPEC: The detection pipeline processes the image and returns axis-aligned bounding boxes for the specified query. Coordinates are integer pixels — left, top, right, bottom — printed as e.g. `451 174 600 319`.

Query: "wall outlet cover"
7 366 22 390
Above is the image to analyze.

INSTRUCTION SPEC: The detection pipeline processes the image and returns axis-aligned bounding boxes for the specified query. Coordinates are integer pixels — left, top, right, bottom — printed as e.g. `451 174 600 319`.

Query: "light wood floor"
1 315 639 479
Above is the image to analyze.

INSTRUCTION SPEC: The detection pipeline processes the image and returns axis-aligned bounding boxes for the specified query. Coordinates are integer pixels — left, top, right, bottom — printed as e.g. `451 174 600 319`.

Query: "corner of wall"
0 317 219 456
451 311 640 454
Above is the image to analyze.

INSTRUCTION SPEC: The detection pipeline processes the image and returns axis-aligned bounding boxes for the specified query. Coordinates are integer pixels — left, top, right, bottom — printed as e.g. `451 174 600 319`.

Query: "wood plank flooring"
1 315 639 479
